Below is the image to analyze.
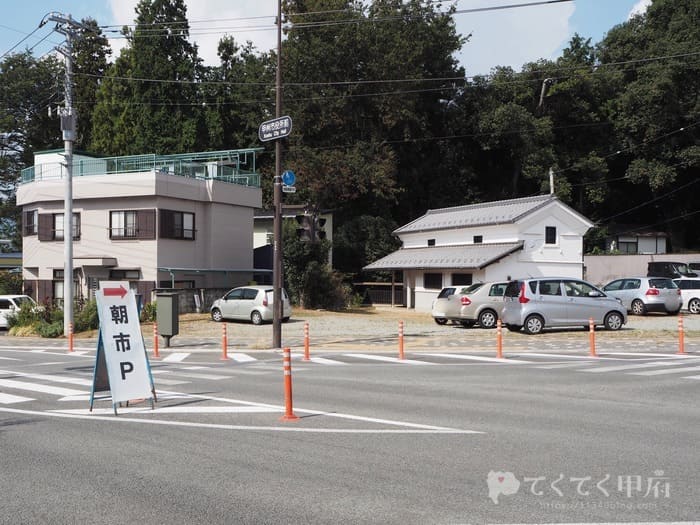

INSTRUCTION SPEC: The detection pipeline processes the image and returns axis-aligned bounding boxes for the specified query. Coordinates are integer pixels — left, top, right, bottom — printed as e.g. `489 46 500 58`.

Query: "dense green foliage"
1 0 698 308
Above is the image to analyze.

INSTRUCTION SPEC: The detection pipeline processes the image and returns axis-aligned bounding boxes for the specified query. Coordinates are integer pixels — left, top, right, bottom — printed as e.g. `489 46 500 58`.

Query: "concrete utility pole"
46 13 84 336
272 0 283 349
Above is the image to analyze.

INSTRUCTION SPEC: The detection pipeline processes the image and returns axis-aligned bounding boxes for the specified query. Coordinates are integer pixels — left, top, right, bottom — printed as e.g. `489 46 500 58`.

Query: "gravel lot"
161 307 700 351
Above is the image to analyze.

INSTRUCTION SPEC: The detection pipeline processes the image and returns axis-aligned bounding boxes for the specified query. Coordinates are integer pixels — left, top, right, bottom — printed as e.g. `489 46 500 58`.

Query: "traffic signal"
295 214 326 242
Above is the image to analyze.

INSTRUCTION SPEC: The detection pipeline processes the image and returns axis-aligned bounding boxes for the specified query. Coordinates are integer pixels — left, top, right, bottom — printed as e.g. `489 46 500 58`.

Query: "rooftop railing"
20 148 262 188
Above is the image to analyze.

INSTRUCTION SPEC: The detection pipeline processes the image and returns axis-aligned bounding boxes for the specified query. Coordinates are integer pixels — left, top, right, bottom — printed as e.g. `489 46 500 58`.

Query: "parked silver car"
502 278 627 334
210 286 291 325
431 281 508 328
602 277 682 315
673 278 700 314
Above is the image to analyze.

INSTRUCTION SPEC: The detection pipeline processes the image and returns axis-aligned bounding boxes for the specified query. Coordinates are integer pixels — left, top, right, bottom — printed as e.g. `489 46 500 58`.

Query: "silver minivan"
502 278 627 334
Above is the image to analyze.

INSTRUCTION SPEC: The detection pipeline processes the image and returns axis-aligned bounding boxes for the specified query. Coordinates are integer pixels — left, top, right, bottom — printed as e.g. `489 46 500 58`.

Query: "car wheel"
211 308 223 322
506 324 522 332
604 311 624 331
523 315 544 335
251 311 263 325
689 298 700 314
631 299 647 316
460 320 475 328
478 309 497 329
434 317 448 325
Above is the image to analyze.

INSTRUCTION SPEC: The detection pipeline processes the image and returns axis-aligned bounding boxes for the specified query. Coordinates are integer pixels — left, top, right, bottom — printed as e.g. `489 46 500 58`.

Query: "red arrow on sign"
103 286 128 298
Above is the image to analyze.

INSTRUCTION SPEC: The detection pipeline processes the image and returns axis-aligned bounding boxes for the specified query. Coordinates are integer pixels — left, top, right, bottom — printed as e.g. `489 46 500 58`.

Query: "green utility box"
156 292 179 347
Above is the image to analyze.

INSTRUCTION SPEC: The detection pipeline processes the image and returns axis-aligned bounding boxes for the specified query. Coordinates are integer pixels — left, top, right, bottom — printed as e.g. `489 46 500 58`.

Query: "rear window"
462 283 485 294
649 278 676 289
437 287 456 299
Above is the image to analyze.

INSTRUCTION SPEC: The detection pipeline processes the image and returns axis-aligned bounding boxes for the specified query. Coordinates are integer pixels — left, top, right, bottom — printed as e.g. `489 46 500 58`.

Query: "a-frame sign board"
89 281 156 415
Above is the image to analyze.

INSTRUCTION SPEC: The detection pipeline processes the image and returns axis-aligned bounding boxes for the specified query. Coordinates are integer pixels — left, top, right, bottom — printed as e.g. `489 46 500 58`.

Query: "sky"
1 0 652 76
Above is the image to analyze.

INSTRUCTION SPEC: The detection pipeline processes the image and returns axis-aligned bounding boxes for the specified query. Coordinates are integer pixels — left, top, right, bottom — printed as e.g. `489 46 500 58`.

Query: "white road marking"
534 362 599 369
581 361 689 373
290 353 346 365
162 353 189 362
684 375 700 380
0 369 92 386
513 352 620 361
230 353 257 363
605 352 700 359
423 353 530 364
61 406 281 415
0 393 33 404
0 356 20 361
629 365 700 376
0 378 85 396
343 353 436 365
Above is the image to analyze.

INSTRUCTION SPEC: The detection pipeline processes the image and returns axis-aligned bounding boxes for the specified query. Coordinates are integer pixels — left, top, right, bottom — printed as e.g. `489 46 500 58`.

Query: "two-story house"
364 194 594 311
18 148 264 305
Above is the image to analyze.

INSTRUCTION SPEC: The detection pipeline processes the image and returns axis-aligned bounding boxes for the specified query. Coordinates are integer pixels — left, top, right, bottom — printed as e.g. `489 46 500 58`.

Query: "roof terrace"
20 148 263 188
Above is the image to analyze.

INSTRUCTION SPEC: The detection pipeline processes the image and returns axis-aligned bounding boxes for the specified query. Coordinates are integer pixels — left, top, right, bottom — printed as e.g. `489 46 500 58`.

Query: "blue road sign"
282 170 296 186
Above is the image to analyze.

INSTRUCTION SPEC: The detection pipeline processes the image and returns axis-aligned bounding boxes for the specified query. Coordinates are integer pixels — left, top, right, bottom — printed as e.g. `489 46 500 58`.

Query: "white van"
0 295 38 328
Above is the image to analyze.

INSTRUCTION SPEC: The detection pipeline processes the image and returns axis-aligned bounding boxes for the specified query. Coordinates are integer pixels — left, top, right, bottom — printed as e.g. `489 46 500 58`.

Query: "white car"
210 286 291 325
0 295 39 328
673 278 700 314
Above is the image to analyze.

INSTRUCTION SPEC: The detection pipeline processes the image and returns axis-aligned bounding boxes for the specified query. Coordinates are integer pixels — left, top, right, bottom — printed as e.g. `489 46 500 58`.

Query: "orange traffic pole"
67 322 74 353
280 347 300 422
398 320 405 360
589 318 597 357
678 315 686 355
303 322 310 361
221 323 230 360
496 319 503 359
152 322 160 359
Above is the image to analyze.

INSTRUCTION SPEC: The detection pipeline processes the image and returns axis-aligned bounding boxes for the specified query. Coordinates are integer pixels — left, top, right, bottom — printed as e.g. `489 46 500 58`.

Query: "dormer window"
427 239 436 246
473 235 483 244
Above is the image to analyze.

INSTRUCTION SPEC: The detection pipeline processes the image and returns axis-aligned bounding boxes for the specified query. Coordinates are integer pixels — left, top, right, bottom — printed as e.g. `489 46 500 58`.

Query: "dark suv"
647 261 697 279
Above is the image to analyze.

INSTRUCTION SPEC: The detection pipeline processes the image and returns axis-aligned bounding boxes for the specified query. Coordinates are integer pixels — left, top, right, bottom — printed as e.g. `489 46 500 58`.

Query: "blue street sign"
282 170 296 186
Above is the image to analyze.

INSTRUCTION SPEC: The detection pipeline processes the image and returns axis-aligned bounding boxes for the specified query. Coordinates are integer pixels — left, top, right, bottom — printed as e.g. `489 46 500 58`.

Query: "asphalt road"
1 342 698 524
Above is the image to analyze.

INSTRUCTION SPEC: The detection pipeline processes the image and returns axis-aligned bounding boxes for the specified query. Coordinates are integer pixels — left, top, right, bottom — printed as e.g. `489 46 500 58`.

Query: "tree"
91 0 206 155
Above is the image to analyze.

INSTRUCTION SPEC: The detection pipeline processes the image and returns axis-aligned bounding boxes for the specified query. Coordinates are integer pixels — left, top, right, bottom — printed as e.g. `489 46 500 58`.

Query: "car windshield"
13 297 34 307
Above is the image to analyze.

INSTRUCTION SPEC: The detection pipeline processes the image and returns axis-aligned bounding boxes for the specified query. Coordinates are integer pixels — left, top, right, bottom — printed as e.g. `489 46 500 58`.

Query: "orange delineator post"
221 323 230 360
398 320 405 360
678 315 686 355
496 319 503 359
303 322 310 361
67 322 74 353
589 318 597 357
280 347 300 422
153 322 160 359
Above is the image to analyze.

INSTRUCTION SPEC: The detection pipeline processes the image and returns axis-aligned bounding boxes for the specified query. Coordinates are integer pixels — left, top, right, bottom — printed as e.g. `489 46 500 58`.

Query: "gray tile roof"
394 194 558 234
364 242 524 271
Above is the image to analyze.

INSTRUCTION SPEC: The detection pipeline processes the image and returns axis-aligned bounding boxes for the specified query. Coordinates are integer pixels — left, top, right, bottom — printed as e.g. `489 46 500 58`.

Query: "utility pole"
47 13 84 337
272 0 283 349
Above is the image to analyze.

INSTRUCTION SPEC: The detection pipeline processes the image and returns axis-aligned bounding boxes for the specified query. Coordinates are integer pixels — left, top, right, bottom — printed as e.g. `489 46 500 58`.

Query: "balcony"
20 148 263 188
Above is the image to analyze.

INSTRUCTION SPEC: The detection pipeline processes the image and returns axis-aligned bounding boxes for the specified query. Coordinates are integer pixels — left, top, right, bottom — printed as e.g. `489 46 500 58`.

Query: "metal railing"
20 148 262 188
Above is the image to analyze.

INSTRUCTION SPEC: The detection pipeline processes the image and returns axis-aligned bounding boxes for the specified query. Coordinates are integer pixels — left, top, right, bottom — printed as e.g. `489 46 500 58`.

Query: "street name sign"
258 115 292 142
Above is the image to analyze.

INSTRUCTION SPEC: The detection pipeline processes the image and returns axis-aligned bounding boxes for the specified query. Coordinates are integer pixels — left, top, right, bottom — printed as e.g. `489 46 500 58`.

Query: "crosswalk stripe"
423 353 530 364
161 372 229 381
230 353 257 363
343 353 436 365
535 362 598 369
515 352 620 361
684 375 700 380
290 352 346 365
0 369 92 386
581 361 689 373
0 378 85 396
629 365 700 376
162 353 189 362
0 392 34 404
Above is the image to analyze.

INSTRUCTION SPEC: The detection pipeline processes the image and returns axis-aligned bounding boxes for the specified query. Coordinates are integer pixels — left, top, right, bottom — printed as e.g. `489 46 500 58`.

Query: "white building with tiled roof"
364 194 594 311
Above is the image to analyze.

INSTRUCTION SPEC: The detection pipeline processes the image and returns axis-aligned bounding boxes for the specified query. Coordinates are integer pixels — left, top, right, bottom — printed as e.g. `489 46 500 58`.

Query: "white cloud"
628 0 652 19
455 0 575 75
